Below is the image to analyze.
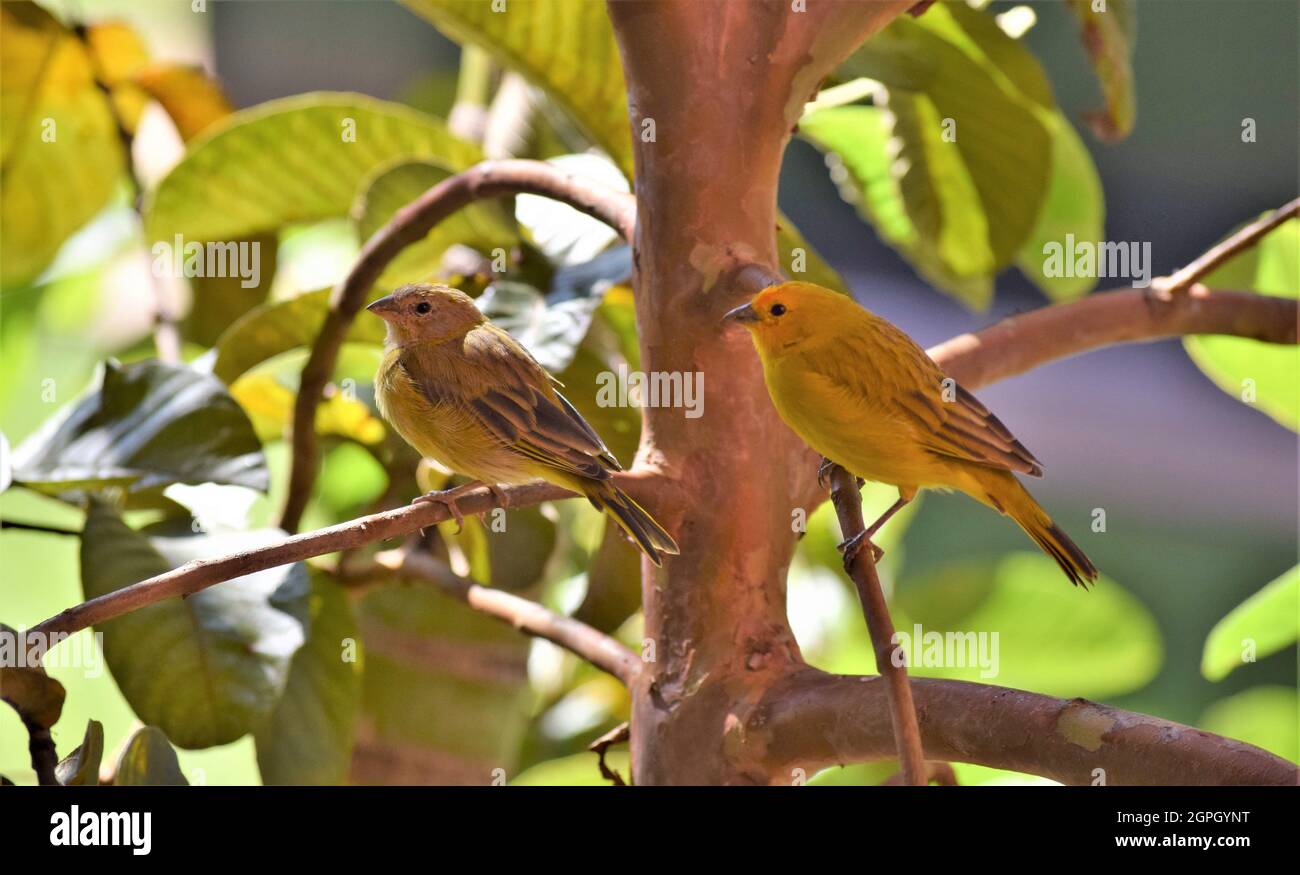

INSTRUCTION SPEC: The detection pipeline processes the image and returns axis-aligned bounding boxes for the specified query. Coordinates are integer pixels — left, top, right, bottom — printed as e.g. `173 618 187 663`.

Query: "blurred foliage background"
1 0 1295 785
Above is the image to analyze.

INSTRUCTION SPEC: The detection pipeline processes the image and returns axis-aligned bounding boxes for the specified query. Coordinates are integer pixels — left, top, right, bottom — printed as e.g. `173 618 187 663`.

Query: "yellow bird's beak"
366 295 398 319
722 302 760 325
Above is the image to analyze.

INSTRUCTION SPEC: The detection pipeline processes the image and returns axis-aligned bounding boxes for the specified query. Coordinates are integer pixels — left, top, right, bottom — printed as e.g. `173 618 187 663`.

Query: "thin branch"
1 518 80 536
30 472 663 645
281 159 638 531
22 717 59 786
827 466 927 786
755 668 1298 786
362 547 641 686
929 286 1297 391
1153 197 1300 297
589 722 630 786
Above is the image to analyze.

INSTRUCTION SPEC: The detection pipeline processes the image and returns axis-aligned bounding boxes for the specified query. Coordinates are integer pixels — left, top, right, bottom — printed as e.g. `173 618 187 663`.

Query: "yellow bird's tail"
970 468 1098 588
582 480 679 567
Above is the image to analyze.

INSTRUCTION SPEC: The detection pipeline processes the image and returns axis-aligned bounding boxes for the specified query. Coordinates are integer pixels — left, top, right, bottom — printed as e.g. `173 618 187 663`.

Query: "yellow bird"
369 283 678 566
725 281 1096 587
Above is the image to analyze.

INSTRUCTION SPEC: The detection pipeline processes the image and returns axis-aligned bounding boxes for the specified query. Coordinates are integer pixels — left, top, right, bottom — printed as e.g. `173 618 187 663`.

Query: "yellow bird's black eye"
415 301 432 315
770 303 787 317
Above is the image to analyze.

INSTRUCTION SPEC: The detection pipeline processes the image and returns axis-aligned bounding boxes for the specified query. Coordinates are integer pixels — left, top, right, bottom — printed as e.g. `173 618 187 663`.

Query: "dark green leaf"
56 719 104 785
81 501 308 748
12 359 268 496
114 726 189 785
255 574 362 785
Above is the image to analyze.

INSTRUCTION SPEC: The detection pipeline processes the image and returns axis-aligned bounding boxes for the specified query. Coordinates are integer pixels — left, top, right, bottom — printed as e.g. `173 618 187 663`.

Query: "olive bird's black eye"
770 303 787 317
415 301 432 315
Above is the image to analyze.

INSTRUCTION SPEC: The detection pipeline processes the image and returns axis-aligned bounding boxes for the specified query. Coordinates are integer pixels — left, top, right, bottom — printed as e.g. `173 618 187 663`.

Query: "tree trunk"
608 0 914 785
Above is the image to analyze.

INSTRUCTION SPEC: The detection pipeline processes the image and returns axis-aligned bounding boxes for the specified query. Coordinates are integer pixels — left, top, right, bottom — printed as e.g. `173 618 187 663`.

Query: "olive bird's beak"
722 302 760 325
366 295 398 318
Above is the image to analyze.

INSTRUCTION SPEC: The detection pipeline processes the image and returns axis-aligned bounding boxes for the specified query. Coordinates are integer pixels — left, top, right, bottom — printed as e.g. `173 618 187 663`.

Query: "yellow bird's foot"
818 458 864 491
838 531 885 569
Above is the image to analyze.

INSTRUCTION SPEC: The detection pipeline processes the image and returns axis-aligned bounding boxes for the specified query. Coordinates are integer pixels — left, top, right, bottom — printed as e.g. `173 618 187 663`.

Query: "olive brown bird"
369 283 678 566
725 280 1097 587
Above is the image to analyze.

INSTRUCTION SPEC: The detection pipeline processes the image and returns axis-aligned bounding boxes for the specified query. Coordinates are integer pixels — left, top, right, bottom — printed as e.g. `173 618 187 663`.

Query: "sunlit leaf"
0 2 124 287
12 359 267 497
1202 565 1298 682
401 0 631 176
256 574 362 785
1199 686 1298 764
81 502 309 749
1065 0 1136 141
55 719 104 786
897 553 1162 699
1184 218 1299 430
114 726 189 785
212 288 385 385
145 93 482 243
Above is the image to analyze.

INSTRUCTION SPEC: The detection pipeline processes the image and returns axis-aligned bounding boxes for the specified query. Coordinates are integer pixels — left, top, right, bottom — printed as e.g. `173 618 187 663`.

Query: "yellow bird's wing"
412 323 621 481
804 313 1043 478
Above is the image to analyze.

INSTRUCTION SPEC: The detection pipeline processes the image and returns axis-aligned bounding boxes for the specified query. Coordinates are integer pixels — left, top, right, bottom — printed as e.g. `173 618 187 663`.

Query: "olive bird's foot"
837 531 885 570
413 481 488 533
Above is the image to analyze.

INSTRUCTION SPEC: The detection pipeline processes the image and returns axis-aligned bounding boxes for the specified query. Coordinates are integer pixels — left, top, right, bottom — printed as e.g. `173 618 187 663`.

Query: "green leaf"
1065 0 1137 141
255 574 362 785
56 719 104 786
1199 686 1298 764
400 0 632 177
0 624 66 728
1014 113 1105 301
1202 566 1299 682
81 502 309 749
211 289 385 385
1 432 11 492
477 279 607 373
144 93 482 243
185 234 279 348
777 219 849 294
114 726 189 785
0 2 124 288
897 553 1162 699
1184 218 1299 430
12 359 268 497
809 9 1060 308
354 158 518 286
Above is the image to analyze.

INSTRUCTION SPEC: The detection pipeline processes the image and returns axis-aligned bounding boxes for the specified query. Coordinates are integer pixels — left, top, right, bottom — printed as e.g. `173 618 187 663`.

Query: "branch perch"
31 474 657 644
756 669 1297 786
827 466 927 786
281 159 637 531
